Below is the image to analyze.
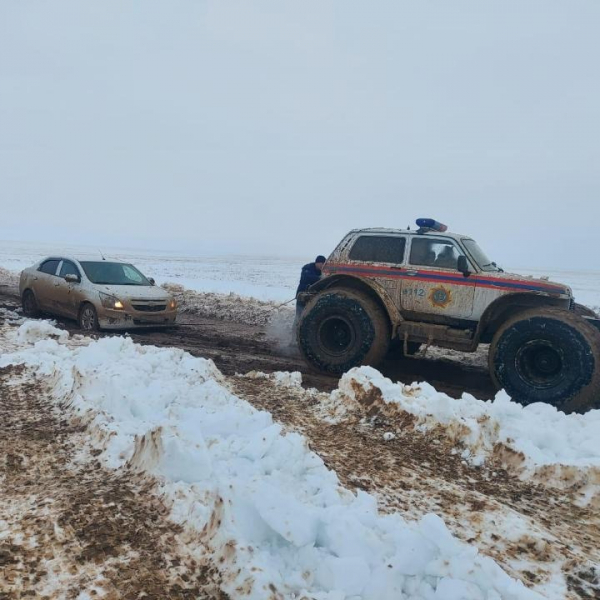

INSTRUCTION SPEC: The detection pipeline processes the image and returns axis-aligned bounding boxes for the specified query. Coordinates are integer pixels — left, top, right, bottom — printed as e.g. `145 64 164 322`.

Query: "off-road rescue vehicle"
297 219 600 413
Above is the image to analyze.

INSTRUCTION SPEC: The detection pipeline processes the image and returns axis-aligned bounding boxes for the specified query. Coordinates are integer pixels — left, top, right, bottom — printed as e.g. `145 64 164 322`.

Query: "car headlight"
99 292 125 310
169 297 177 309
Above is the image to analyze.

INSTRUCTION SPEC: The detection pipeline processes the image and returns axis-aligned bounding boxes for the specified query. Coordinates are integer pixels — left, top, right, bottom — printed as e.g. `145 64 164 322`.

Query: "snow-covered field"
1 240 599 310
1 317 598 599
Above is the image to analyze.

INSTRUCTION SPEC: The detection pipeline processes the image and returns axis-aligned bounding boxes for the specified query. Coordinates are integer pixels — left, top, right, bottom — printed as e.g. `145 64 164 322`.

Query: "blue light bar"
416 218 448 232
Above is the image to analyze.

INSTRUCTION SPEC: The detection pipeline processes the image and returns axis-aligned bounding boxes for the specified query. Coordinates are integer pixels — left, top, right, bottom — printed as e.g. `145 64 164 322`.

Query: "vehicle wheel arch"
310 274 401 331
477 293 568 344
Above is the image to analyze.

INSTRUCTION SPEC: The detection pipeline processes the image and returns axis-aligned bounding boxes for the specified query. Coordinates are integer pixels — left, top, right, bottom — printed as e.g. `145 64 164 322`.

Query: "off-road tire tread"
489 306 600 413
298 288 390 375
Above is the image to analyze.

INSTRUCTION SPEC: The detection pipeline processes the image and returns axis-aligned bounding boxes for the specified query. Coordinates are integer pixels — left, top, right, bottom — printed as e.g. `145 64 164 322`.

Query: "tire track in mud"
230 376 600 600
0 365 228 600
0 288 497 399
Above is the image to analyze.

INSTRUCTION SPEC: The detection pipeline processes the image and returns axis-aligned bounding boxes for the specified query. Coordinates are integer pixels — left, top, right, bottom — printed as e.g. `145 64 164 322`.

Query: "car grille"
132 304 166 312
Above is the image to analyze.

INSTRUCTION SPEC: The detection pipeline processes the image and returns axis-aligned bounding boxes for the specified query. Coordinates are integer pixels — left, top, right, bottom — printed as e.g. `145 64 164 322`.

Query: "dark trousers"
293 300 305 332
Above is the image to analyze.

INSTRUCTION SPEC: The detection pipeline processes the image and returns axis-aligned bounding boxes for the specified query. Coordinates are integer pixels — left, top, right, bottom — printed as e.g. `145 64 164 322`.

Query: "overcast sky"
1 1 599 269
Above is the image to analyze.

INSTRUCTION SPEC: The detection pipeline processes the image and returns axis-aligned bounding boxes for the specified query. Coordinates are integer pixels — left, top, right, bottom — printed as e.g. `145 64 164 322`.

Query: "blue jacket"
296 262 322 297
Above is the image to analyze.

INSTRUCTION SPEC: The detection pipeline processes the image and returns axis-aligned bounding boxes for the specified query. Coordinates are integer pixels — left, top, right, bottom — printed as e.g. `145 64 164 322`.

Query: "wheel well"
478 294 569 343
311 275 399 330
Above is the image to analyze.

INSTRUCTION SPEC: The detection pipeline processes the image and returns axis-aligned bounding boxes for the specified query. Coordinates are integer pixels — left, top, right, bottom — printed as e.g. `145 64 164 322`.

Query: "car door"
55 260 84 318
345 234 407 307
401 237 476 319
34 259 62 312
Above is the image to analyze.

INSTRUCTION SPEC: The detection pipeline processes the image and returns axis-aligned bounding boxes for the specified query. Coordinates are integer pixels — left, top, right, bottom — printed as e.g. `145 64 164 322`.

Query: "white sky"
1 1 599 269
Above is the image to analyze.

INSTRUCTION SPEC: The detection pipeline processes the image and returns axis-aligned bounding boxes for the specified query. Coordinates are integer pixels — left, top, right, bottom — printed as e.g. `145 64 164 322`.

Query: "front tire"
297 288 390 375
78 303 99 332
22 290 39 317
489 307 600 413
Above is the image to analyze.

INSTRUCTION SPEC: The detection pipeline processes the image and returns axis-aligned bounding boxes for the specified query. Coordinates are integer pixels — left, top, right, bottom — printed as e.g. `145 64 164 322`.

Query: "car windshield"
80 261 152 286
462 239 501 272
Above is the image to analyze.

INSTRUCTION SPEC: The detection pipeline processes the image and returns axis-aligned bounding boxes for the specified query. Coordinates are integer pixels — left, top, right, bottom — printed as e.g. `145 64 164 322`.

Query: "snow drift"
0 320 544 600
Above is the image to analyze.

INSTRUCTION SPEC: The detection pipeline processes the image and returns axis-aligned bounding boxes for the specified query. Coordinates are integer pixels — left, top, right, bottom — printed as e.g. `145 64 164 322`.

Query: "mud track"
0 287 496 399
0 364 227 599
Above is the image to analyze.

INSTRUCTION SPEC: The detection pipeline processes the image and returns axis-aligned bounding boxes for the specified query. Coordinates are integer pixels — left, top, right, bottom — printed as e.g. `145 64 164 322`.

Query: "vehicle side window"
410 238 461 269
59 261 80 278
348 236 406 264
38 259 60 275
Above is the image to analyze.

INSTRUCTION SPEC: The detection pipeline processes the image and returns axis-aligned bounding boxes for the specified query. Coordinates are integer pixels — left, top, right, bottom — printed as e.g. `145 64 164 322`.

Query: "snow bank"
331 367 600 501
162 282 294 326
0 321 542 600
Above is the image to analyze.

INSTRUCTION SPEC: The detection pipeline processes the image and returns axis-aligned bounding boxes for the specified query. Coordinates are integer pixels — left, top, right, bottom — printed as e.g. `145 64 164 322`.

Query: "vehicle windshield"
80 261 152 286
462 239 502 272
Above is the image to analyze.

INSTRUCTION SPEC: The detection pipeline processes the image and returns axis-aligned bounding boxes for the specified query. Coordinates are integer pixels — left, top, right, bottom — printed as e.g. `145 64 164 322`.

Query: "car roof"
346 227 470 239
40 255 130 264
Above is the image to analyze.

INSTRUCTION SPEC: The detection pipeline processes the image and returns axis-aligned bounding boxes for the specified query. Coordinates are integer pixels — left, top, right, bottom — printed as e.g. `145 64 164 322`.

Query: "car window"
122 265 144 284
59 261 80 278
409 238 462 269
79 261 151 286
348 236 406 264
38 259 60 275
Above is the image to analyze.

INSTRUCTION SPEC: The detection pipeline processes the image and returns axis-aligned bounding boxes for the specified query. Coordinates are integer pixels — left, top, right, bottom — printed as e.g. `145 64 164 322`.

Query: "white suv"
297 219 600 413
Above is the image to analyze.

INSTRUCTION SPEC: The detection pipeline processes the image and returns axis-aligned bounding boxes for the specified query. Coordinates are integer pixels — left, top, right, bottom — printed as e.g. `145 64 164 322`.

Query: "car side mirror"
65 274 80 283
148 277 156 285
457 256 470 277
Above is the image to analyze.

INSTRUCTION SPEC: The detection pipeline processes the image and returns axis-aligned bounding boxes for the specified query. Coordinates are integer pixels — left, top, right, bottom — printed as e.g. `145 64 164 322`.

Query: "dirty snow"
329 367 600 501
0 319 546 600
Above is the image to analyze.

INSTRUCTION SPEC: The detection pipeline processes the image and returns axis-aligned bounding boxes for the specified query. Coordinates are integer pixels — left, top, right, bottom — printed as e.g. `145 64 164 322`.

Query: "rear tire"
489 307 600 413
21 290 39 317
297 288 390 375
78 303 99 332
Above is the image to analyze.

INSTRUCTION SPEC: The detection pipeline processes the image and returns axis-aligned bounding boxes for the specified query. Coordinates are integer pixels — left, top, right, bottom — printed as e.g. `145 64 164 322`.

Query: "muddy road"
0 285 496 399
0 364 227 599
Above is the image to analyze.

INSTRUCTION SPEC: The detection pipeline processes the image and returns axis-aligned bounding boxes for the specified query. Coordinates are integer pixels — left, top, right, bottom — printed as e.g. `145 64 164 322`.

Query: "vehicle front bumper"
97 307 178 330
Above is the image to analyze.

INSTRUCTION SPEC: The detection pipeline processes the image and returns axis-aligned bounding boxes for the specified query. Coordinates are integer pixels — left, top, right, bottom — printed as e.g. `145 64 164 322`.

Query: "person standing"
294 255 326 331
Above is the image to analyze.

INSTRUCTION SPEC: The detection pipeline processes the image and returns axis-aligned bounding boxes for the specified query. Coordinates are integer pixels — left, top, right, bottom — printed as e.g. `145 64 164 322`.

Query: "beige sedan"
19 256 178 331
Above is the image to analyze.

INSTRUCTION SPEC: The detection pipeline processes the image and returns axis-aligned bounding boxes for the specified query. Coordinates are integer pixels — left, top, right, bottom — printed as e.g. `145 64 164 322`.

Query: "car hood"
480 270 572 296
95 284 171 300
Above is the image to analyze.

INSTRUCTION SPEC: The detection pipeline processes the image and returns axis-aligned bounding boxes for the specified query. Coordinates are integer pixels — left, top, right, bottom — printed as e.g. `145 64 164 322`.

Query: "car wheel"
78 303 99 332
297 288 390 375
489 307 600 413
22 289 39 317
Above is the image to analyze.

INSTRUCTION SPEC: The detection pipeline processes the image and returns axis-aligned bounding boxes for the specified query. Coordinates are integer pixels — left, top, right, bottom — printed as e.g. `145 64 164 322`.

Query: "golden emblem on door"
429 285 452 308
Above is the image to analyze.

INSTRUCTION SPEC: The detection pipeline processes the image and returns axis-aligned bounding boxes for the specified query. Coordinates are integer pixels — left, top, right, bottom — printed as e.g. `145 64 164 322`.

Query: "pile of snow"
0 265 18 288
162 282 294 326
244 370 303 388
330 367 600 501
0 321 542 600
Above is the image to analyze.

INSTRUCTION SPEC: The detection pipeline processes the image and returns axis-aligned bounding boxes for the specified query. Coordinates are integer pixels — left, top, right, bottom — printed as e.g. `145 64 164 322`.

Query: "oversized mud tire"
78 303 99 332
21 289 39 317
297 288 390 375
489 307 600 413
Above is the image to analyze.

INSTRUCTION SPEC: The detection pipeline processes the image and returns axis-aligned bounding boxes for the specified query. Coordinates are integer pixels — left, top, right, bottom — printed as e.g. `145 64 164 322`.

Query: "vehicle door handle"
405 270 418 276
390 266 403 270
54 282 61 287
